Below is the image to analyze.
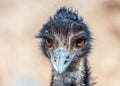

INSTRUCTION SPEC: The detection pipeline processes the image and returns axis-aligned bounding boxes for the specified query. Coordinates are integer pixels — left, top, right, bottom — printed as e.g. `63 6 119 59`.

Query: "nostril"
64 60 68 64
54 59 56 62
66 56 69 59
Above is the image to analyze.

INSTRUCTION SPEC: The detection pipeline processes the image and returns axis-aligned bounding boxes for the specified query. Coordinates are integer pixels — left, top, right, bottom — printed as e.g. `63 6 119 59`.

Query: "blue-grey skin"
50 48 75 74
37 7 92 86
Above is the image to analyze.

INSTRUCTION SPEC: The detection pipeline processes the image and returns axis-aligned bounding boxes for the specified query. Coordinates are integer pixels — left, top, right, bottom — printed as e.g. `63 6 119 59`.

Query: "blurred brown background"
0 0 120 86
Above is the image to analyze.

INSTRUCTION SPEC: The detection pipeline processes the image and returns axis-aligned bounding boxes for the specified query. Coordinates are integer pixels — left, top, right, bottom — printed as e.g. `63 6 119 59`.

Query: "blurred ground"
0 0 120 86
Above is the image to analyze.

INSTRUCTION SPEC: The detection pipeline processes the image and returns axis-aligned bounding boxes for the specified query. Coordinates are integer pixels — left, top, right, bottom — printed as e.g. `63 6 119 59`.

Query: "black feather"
37 7 93 86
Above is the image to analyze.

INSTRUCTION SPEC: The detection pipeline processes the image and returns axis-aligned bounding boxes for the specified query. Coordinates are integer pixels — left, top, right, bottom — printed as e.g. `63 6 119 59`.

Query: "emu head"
37 8 92 74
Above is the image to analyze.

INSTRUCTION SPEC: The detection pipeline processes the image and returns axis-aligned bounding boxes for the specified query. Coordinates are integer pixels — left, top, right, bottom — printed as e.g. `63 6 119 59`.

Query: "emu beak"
50 48 75 74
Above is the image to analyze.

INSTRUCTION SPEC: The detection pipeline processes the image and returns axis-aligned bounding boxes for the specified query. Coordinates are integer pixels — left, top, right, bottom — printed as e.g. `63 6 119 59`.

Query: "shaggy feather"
37 7 93 86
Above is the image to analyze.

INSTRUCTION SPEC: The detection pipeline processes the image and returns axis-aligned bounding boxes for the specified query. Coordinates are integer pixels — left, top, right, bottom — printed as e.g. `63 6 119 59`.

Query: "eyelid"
40 35 53 40
75 38 85 44
72 36 86 43
70 37 85 47
45 38 53 43
77 38 85 41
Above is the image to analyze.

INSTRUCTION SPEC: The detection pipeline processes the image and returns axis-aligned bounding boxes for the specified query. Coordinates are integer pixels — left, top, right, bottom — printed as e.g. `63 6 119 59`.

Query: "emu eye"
76 39 85 47
45 39 52 47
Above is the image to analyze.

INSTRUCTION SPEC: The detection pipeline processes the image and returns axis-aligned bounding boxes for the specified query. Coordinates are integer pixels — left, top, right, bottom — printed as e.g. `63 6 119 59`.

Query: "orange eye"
45 39 52 47
76 39 84 47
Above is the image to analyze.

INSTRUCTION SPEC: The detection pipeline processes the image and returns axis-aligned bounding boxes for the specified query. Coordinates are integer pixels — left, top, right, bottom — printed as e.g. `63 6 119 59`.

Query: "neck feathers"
51 57 91 86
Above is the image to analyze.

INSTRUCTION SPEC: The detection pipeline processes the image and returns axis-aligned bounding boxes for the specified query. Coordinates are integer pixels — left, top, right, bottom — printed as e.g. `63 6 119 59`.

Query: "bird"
37 7 92 86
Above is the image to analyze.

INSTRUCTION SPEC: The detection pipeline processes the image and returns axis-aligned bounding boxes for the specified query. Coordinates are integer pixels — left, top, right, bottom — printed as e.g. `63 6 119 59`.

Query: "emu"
37 7 92 86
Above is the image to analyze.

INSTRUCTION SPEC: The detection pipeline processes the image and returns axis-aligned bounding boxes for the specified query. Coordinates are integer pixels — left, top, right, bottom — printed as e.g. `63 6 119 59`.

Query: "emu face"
37 8 92 74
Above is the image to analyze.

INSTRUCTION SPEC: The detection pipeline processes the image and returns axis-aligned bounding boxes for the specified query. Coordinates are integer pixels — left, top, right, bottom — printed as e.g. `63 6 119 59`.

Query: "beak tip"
56 69 65 74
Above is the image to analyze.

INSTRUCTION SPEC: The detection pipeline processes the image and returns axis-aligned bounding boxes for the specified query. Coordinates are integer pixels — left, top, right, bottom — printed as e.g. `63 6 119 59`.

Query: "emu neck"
51 57 90 86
